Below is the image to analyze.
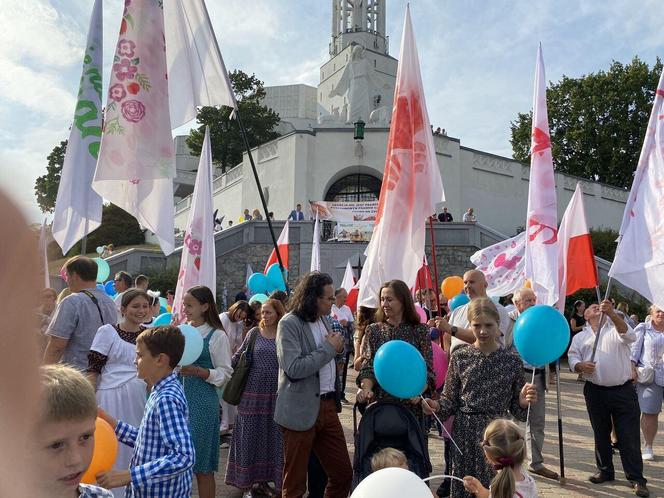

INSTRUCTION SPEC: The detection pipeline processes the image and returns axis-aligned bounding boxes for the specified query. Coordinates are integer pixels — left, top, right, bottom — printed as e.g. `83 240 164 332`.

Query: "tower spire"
330 0 387 56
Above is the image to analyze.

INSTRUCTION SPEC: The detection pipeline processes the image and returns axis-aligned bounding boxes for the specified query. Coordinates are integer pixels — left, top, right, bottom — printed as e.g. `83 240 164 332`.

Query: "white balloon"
351 467 431 498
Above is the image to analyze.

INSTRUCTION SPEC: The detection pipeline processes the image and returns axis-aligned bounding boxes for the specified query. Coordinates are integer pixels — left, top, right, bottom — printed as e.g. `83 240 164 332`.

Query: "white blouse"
90 324 145 391
219 312 245 353
194 323 233 388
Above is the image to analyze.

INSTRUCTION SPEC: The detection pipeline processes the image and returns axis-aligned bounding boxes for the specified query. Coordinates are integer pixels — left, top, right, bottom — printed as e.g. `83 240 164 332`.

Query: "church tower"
318 0 397 126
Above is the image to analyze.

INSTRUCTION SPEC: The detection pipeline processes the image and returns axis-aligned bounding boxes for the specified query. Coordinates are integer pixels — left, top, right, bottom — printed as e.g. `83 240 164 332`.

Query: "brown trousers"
281 399 353 498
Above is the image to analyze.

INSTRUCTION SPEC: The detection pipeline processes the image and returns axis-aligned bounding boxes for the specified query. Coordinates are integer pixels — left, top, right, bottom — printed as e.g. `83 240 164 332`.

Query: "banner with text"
310 200 378 222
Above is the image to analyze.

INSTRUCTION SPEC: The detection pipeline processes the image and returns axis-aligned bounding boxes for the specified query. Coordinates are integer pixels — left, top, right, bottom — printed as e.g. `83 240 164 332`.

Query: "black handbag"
222 328 259 406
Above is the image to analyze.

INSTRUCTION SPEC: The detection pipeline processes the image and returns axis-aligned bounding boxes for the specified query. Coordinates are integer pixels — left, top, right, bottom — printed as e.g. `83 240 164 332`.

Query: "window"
325 174 381 202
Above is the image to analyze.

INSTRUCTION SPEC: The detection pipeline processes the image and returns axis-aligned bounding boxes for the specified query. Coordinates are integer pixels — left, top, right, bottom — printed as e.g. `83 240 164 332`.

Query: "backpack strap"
80 290 104 324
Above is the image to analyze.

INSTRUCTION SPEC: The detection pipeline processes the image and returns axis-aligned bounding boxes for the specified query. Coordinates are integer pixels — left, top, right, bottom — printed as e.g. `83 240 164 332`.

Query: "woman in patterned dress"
422 298 538 498
87 289 149 498
226 298 285 497
356 280 435 420
180 286 233 498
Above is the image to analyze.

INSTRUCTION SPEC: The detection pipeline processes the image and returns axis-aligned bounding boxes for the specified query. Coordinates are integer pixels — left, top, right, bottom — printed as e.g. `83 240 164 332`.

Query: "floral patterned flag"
172 127 216 325
92 0 175 254
52 0 103 254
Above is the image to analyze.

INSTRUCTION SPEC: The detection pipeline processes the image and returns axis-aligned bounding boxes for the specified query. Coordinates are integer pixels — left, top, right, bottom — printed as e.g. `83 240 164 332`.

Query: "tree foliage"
510 57 663 188
35 140 67 213
589 227 619 261
186 70 281 172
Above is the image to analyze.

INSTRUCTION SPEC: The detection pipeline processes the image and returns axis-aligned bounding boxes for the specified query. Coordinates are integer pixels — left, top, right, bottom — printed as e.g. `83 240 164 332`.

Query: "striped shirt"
115 372 195 497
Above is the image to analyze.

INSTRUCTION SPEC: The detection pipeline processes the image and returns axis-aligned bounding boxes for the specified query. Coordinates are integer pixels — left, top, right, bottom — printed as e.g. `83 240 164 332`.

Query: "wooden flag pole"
428 216 442 316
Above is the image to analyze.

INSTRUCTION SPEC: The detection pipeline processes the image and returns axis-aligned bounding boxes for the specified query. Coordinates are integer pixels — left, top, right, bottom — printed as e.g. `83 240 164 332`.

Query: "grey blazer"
274 312 338 431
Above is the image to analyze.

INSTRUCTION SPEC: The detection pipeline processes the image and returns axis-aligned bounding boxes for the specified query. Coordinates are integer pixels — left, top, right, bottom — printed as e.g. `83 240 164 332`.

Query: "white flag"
341 259 356 293
172 127 217 324
52 0 103 254
609 70 664 310
524 45 559 306
92 0 176 255
310 212 321 272
39 219 50 289
358 6 444 308
471 232 526 297
164 0 237 128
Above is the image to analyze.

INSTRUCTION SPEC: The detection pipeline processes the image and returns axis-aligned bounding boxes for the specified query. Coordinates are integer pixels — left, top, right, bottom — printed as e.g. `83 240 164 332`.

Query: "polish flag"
264 221 289 273
524 44 559 306
341 260 359 313
413 256 433 296
357 6 445 308
609 69 664 310
557 183 598 313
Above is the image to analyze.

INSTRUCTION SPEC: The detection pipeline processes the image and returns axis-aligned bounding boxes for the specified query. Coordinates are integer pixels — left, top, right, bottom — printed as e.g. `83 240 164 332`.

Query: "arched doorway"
324 173 381 202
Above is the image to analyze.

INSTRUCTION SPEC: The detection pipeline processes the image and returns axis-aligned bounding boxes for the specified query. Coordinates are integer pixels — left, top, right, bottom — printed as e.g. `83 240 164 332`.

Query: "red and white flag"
413 256 433 296
171 127 216 325
357 6 445 308
93 0 176 254
470 232 526 297
557 183 598 312
341 259 356 293
264 221 289 273
609 69 664 310
524 44 559 306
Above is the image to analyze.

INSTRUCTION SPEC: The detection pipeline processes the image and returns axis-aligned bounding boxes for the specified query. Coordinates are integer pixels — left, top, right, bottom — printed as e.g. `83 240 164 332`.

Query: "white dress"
90 324 147 498
218 313 245 429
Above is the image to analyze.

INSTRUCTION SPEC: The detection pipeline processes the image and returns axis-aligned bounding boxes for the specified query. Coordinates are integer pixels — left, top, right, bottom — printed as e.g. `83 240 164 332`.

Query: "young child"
180 286 232 498
30 364 113 497
371 447 409 472
87 289 150 498
96 326 195 497
422 298 537 498
462 419 538 498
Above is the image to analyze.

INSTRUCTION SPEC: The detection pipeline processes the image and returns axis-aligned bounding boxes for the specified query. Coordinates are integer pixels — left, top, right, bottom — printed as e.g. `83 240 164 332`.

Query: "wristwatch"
451 325 458 337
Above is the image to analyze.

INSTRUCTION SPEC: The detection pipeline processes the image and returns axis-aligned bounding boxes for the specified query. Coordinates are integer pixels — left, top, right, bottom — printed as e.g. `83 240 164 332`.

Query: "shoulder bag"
222 328 259 406
635 329 654 385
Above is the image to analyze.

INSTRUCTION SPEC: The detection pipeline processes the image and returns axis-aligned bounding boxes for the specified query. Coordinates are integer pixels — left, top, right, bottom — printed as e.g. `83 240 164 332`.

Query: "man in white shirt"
506 288 558 480
568 301 649 497
462 207 477 223
436 270 510 352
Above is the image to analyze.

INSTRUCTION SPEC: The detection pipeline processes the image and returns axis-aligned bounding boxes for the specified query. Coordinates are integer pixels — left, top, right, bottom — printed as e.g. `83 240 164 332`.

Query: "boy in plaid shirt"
97 326 194 497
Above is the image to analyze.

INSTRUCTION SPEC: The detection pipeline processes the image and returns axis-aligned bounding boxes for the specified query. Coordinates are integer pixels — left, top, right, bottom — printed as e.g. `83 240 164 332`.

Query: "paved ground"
204 364 664 497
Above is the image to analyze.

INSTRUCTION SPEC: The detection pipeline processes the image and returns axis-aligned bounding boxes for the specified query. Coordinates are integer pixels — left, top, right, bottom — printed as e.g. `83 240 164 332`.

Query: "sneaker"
634 482 650 497
642 446 654 461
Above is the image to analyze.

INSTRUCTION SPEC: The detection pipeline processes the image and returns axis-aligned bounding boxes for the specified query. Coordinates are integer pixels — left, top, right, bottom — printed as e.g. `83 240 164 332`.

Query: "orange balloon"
441 276 464 300
80 417 118 484
524 279 532 289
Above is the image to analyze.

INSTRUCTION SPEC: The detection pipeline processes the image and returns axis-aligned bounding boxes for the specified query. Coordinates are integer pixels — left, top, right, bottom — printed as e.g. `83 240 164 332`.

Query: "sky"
0 0 662 223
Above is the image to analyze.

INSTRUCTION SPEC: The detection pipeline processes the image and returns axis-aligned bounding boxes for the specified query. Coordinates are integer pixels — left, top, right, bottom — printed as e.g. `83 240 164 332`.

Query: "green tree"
35 140 67 213
510 57 663 188
186 70 281 172
589 227 619 261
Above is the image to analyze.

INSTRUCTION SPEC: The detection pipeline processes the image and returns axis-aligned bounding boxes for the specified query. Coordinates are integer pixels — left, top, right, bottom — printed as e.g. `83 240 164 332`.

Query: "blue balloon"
249 293 269 304
96 283 104 291
266 263 288 292
152 312 172 327
513 305 570 367
374 340 427 399
159 305 167 314
178 324 204 366
104 280 117 296
247 272 270 295
94 257 110 283
449 293 470 311
158 296 168 309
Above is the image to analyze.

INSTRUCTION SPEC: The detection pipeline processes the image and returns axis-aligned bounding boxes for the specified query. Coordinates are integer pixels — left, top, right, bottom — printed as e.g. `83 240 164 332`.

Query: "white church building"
172 0 629 239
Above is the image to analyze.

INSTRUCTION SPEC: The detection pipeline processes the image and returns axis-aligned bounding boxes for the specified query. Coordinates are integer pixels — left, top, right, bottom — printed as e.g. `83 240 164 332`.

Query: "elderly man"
275 272 351 498
505 288 558 480
436 269 510 352
568 301 649 497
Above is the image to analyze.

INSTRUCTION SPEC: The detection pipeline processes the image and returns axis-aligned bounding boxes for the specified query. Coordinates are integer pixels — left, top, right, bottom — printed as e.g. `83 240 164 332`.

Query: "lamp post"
353 119 365 140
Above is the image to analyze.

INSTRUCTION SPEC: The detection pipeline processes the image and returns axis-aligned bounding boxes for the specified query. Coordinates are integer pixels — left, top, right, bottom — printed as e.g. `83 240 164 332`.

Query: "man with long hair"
274 272 351 498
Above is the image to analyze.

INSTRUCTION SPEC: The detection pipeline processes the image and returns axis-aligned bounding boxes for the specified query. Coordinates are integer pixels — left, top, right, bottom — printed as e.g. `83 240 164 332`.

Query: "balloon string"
420 395 463 456
423 474 465 484
525 368 536 426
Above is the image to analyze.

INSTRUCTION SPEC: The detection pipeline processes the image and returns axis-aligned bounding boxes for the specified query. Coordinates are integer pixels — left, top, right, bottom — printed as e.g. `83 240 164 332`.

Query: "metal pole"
198 1 289 293
590 278 613 362
428 216 442 316
555 360 566 481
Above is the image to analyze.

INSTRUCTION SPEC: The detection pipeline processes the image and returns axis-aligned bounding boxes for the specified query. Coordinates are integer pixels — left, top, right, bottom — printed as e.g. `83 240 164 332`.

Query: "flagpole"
199 1 289 293
555 359 566 482
590 278 613 362
428 216 442 316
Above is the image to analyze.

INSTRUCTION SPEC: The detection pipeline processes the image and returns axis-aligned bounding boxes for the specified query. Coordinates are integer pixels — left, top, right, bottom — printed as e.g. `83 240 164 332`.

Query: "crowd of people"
32 255 662 498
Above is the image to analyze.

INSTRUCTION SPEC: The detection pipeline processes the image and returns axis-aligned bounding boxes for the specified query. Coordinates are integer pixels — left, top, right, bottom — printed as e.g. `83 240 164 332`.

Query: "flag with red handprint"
172 127 217 324
609 69 664 310
524 45 560 306
358 6 444 308
471 232 526 298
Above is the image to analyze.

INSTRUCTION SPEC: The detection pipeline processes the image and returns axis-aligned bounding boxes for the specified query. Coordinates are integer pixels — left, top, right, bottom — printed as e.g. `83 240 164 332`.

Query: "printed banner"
310 200 378 221
335 221 375 242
